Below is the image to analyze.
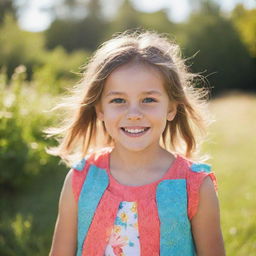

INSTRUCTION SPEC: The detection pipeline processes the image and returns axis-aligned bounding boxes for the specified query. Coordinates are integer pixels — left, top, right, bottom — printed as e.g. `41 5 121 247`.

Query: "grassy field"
205 92 256 255
1 92 256 255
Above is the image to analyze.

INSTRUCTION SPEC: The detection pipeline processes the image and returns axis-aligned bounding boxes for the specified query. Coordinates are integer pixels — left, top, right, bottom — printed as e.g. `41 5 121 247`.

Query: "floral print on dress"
105 201 140 256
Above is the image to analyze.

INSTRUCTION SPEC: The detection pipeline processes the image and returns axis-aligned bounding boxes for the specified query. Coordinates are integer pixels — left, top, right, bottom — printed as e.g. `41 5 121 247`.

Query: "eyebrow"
105 90 163 97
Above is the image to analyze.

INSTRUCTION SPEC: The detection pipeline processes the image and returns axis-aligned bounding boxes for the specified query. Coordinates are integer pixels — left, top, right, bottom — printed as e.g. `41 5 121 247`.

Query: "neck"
110 145 173 174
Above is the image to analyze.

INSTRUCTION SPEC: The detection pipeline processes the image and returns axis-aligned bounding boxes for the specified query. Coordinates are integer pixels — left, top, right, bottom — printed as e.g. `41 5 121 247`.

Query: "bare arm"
49 169 77 256
191 176 225 256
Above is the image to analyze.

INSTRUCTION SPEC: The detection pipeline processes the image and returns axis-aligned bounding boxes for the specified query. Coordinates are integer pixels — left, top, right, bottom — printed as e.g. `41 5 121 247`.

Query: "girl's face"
96 62 176 153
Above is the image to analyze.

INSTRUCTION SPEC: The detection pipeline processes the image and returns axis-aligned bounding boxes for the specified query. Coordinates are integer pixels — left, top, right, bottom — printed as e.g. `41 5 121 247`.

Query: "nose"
126 105 143 120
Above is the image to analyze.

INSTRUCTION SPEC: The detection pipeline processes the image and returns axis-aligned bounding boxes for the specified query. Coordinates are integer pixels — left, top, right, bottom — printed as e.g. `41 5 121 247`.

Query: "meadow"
206 92 256 255
1 70 255 255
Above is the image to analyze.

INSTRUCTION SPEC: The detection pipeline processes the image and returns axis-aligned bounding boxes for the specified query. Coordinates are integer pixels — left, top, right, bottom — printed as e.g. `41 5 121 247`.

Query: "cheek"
145 106 168 119
101 103 120 118
103 108 122 122
102 108 123 134
149 108 169 128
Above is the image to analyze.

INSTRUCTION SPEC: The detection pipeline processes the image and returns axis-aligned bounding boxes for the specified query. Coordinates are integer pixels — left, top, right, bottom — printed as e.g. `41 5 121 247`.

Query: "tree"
181 1 256 94
0 15 45 79
139 10 175 34
45 0 107 52
106 0 176 39
106 0 142 38
0 0 16 24
231 4 256 58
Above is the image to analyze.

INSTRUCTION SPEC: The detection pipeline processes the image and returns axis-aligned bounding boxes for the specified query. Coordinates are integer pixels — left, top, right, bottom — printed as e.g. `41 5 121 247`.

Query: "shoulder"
71 147 112 201
180 157 218 220
177 155 212 175
181 157 217 190
60 169 73 199
176 155 216 180
72 147 112 172
199 176 218 205
188 160 217 192
173 155 213 178
190 162 212 174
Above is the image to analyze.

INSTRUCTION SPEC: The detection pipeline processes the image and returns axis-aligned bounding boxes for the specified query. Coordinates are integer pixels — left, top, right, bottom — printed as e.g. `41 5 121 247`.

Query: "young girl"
48 31 225 256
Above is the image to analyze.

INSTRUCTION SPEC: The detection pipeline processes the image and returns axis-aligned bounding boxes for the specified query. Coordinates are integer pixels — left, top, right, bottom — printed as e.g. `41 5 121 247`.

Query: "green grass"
204 92 256 255
0 166 67 256
1 92 256 255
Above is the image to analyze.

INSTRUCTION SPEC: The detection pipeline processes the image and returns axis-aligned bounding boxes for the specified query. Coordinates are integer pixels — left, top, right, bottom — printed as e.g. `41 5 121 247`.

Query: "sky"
17 0 256 32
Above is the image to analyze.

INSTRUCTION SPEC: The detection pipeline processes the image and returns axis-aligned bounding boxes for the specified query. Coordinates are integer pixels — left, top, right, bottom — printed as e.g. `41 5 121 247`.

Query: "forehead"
103 62 167 95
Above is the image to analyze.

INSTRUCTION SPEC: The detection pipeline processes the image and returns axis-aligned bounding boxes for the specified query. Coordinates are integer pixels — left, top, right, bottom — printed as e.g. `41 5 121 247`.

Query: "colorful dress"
72 147 217 256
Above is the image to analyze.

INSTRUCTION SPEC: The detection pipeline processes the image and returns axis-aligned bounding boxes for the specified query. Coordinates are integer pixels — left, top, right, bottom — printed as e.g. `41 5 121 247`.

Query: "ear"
95 104 104 121
167 103 177 121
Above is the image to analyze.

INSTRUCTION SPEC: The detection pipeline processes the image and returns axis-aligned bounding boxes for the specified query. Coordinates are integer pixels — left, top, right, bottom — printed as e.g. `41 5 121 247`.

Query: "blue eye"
143 97 157 103
110 98 125 104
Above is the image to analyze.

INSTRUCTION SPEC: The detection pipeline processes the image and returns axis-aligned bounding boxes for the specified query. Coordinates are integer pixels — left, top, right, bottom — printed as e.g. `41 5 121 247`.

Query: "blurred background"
0 0 255 255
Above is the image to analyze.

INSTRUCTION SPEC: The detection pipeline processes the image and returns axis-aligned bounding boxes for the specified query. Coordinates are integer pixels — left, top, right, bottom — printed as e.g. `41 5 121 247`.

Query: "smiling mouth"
120 127 150 136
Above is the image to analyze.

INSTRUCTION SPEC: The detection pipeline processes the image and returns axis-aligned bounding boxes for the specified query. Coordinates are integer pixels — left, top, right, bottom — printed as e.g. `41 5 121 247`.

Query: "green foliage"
0 213 33 255
0 66 69 254
45 17 107 52
0 66 60 190
180 4 256 94
43 1 256 95
0 167 67 255
0 14 88 86
107 1 175 37
138 11 175 34
33 46 88 94
0 1 16 24
0 15 45 79
107 0 141 35
45 0 106 52
231 4 256 58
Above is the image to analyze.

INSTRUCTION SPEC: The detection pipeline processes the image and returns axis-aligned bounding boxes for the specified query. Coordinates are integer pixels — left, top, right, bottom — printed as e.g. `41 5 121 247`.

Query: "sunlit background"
16 0 256 32
1 0 256 255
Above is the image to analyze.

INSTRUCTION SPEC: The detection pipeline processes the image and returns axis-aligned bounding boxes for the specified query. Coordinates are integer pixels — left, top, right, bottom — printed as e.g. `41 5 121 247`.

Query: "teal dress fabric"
75 162 109 256
156 179 195 255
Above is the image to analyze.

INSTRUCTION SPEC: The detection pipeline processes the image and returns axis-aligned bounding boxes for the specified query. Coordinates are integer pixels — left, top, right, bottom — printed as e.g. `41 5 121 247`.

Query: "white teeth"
124 128 146 134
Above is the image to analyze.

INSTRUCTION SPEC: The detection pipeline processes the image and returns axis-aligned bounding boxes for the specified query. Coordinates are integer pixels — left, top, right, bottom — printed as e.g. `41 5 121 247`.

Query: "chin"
119 143 152 153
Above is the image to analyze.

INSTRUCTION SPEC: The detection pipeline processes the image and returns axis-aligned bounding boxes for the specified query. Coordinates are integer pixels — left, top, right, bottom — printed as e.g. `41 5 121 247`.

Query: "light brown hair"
45 30 212 164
